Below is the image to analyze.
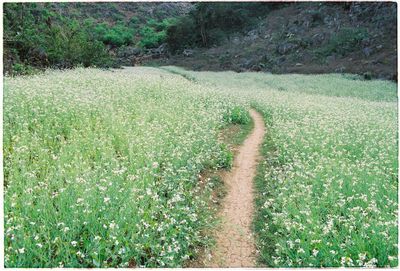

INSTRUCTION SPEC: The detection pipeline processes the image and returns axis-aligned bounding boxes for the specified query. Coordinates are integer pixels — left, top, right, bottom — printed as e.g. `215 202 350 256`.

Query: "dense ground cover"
162 67 398 267
3 67 247 267
4 66 398 267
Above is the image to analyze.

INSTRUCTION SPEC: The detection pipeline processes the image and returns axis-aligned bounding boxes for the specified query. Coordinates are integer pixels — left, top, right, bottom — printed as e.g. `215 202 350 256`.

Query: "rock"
276 56 286 65
326 55 336 63
155 43 168 55
29 47 49 66
363 72 372 80
244 29 259 42
361 38 371 47
362 47 373 57
335 66 346 73
183 49 194 57
276 43 298 55
250 65 262 72
311 33 325 45
232 36 241 45
116 46 141 58
241 59 254 69
310 11 324 24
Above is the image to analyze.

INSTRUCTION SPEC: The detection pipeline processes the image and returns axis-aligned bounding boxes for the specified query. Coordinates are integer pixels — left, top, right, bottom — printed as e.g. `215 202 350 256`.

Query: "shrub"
139 19 176 48
11 63 39 76
224 106 251 125
3 3 117 73
315 27 369 57
139 26 166 48
94 23 134 47
217 144 234 169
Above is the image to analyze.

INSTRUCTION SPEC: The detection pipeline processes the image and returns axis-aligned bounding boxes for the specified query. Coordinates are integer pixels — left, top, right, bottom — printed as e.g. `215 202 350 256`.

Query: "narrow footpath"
207 109 266 267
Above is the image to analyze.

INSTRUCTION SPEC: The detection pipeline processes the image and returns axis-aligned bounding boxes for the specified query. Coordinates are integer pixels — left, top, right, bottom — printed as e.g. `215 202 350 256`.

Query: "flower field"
3 66 398 267
163 67 398 267
252 87 398 268
3 67 243 267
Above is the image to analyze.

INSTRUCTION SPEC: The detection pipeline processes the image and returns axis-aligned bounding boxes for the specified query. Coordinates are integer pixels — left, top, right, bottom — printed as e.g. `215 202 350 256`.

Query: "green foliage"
3 66 398 268
363 72 372 80
94 23 134 47
315 27 369 57
3 3 179 74
166 16 198 53
139 18 176 48
128 16 139 26
139 26 166 48
3 3 114 73
166 3 283 52
170 68 397 268
4 68 242 267
11 63 40 76
223 106 251 125
217 144 234 169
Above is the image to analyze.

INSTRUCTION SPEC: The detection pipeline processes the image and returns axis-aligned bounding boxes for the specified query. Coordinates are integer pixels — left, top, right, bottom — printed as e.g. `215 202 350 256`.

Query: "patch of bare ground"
202 109 266 267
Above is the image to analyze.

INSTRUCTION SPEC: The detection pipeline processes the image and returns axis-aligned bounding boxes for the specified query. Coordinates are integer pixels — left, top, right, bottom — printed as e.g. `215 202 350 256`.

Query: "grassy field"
3 67 250 267
4 66 398 267
163 67 398 267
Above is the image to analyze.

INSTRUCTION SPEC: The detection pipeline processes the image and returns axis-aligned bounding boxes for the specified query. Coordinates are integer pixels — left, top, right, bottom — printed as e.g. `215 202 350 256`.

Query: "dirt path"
207 109 265 267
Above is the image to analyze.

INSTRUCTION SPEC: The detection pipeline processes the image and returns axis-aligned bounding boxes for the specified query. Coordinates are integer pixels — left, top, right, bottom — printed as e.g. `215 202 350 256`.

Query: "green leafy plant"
223 106 251 125
315 27 369 57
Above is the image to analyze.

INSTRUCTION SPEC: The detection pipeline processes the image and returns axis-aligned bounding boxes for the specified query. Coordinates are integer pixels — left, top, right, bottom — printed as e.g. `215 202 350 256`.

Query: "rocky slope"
153 2 397 80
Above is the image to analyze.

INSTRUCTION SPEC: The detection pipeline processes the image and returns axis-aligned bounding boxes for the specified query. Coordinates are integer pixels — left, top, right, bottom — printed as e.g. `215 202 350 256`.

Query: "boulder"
155 43 168 55
244 29 259 42
362 47 373 57
116 46 141 58
276 43 298 55
183 49 194 57
311 33 325 45
326 55 336 63
232 36 241 45
241 59 254 69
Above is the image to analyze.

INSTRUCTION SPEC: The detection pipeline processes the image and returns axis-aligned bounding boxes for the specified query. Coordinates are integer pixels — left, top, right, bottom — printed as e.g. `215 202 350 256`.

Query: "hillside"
3 2 397 80
3 2 192 74
156 2 397 80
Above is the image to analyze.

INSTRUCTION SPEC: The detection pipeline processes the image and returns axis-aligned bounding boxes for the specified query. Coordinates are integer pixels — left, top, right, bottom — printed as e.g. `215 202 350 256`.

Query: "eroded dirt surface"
206 109 265 267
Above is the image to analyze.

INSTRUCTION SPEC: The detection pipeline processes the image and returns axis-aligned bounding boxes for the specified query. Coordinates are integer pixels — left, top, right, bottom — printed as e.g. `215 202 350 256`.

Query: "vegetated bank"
160 2 397 80
4 2 397 81
3 2 191 75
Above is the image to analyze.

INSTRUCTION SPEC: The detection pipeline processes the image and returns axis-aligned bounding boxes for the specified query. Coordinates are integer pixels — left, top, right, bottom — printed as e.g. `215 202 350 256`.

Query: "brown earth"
205 109 265 267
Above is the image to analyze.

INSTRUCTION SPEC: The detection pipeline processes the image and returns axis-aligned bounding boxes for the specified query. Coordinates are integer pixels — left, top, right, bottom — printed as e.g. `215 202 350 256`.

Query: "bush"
223 106 251 125
315 27 369 57
11 63 40 76
139 19 176 48
139 26 166 48
3 4 117 73
166 16 197 53
217 144 234 169
94 23 134 47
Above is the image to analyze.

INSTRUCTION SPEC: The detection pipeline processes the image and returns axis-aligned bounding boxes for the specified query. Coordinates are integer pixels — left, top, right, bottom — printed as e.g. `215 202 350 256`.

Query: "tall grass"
3 67 243 267
167 67 398 267
4 66 398 267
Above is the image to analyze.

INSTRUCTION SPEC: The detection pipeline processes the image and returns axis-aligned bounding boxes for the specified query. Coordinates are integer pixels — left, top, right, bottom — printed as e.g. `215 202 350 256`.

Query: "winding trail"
207 109 265 267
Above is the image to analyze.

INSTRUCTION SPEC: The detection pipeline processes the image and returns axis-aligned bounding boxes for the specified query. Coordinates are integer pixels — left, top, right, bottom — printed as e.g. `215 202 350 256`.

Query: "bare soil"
205 109 265 267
